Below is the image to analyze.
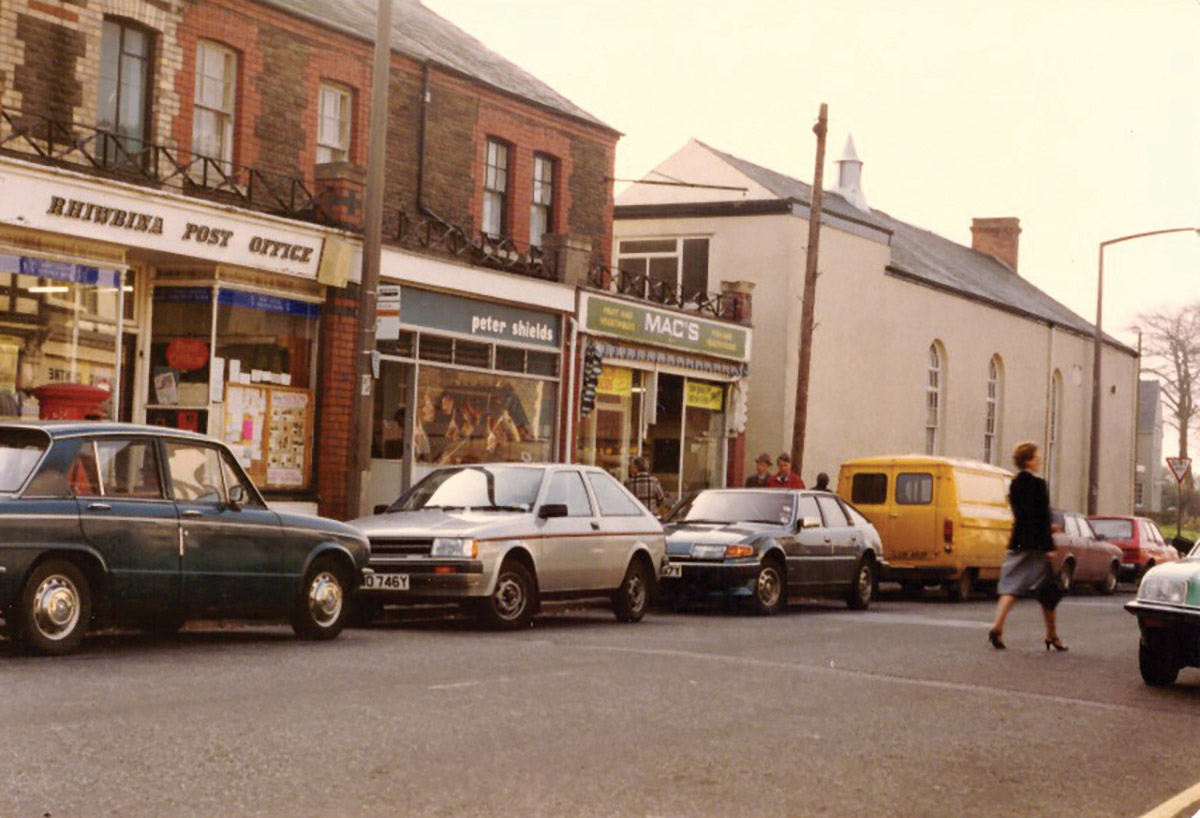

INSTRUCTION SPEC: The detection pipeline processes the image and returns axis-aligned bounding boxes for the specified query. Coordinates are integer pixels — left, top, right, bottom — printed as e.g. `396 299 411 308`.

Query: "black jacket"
1008 470 1054 552
745 472 770 488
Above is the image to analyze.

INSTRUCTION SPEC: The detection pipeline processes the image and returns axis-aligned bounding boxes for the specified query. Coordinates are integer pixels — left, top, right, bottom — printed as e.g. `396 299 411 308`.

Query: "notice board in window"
223 383 313 490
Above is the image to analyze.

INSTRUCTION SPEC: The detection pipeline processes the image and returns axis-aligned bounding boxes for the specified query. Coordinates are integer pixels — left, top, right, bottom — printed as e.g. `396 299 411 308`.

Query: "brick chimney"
970 217 1021 274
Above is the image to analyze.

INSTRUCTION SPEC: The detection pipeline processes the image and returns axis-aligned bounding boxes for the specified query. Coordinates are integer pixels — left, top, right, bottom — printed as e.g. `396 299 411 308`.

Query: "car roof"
0 421 212 442
839 454 1013 477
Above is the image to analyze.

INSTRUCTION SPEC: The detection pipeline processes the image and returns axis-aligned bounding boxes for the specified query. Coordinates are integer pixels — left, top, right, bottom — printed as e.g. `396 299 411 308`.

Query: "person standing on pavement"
814 472 830 491
745 453 773 487
625 456 665 514
768 452 806 489
988 441 1067 651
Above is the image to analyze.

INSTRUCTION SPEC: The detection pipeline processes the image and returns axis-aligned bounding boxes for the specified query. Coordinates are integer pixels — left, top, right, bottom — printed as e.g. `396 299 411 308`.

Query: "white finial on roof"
834 133 869 212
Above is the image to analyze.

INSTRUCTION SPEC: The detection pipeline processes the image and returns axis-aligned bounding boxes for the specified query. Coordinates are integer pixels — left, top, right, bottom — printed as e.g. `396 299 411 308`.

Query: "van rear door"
846 469 891 547
891 471 939 563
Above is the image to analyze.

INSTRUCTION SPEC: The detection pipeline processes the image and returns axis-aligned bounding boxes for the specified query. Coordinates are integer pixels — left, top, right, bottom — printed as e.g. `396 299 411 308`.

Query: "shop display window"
147 287 212 424
0 255 122 421
413 366 554 480
215 289 317 390
578 365 642 479
373 360 411 460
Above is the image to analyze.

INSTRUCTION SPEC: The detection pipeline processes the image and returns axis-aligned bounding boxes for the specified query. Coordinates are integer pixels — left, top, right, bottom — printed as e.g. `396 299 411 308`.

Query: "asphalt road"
2 586 1198 818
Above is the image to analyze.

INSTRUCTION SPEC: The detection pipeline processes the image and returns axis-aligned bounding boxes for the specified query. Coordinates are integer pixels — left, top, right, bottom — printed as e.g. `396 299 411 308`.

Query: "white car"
350 464 667 629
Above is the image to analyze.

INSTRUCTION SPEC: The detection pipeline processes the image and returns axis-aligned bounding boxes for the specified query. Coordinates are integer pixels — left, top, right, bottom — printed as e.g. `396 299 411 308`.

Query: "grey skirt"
997 549 1051 597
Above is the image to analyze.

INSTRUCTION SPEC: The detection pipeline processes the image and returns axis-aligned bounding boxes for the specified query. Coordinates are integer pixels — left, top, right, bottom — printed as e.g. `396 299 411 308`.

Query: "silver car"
350 464 667 629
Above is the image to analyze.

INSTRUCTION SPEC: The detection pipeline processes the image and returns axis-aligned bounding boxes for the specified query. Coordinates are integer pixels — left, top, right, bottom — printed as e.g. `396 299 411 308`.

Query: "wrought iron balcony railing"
587 262 741 321
0 106 328 223
390 209 555 281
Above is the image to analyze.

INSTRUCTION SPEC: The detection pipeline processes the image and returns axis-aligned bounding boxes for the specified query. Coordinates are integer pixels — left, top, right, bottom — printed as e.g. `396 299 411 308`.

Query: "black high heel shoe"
1044 637 1068 652
988 629 1006 650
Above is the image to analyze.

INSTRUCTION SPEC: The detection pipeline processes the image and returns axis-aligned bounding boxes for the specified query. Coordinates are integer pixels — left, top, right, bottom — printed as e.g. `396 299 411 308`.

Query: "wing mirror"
373 504 390 516
800 515 822 529
538 503 569 520
227 484 247 510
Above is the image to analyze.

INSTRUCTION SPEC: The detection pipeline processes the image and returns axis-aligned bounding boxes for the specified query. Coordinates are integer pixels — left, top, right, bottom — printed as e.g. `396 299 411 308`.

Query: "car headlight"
431 537 477 558
1138 577 1189 605
691 544 726 560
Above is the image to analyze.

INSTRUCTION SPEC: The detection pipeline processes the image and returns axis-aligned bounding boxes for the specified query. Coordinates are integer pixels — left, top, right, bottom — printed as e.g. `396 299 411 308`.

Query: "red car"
1050 511 1123 594
1088 515 1179 582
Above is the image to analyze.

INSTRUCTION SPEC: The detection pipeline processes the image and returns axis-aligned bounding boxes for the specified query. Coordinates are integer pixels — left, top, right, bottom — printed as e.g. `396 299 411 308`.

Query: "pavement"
2 585 1198 818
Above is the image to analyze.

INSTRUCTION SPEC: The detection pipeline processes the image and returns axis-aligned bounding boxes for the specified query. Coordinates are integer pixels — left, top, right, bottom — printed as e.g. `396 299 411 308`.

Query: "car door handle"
181 509 203 518
824 536 832 543
590 521 600 531
87 502 111 511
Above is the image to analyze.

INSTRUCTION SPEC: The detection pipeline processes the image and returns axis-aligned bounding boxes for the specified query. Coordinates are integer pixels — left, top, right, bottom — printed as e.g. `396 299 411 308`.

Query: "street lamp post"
1087 227 1200 515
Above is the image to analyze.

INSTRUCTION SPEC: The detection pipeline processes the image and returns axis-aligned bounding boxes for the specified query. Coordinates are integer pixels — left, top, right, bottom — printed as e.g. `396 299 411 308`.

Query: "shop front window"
682 379 725 494
413 366 554 481
578 365 642 479
373 360 411 460
147 286 212 432
0 256 122 421
215 289 318 492
642 373 683 502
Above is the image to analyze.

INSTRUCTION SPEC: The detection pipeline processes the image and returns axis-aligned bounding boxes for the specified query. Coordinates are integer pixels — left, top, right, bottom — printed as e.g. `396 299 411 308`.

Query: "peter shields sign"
579 292 750 362
0 163 325 278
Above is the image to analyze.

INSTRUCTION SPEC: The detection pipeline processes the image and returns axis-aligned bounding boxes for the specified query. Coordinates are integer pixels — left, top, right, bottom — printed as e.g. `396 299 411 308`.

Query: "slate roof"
257 0 615 133
694 142 1130 350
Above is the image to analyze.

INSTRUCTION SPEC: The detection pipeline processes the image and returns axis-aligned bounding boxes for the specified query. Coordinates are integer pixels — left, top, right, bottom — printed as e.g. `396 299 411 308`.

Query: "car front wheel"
612 559 651 623
477 560 536 630
750 559 785 615
291 557 351 640
846 558 876 610
21 559 91 656
1139 630 1180 687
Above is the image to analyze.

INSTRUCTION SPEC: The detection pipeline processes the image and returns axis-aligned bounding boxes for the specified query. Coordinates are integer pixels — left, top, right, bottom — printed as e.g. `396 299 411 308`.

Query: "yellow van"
836 456 1013 601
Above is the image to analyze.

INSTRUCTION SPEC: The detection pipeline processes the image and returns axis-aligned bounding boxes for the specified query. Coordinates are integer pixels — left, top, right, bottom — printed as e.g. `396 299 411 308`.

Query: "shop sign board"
580 292 750 362
376 284 402 340
685 381 725 410
0 164 326 279
392 286 560 349
597 365 633 396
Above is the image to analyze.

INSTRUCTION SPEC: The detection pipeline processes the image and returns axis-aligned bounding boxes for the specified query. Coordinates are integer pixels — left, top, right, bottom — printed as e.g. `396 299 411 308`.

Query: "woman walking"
989 441 1067 651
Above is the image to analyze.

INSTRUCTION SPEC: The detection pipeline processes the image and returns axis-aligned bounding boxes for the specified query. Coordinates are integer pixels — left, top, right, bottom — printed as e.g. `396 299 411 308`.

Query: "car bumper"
880 564 957 583
359 560 489 601
660 560 760 597
1124 599 1200 629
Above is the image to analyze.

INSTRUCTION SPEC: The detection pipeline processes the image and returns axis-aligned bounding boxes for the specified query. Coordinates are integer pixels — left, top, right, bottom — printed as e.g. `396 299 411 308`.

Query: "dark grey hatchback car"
0 423 369 655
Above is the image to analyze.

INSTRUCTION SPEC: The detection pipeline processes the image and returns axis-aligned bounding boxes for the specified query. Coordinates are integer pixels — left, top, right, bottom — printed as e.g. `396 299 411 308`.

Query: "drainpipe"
563 317 579 464
416 60 436 219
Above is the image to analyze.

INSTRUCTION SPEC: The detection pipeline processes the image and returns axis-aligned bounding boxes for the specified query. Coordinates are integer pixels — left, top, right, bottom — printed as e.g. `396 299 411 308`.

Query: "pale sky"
427 0 1200 354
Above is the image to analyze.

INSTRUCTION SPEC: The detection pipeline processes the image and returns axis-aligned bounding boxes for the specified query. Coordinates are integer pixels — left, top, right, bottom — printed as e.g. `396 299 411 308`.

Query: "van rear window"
851 473 887 505
896 473 933 505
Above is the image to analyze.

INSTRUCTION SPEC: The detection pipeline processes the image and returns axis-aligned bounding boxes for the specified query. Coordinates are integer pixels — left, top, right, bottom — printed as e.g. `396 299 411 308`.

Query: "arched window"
1047 370 1062 490
984 355 1003 464
926 342 944 455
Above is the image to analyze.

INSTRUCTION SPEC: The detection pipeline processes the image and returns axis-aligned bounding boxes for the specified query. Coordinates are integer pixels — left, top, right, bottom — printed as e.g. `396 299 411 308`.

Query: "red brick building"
0 0 626 518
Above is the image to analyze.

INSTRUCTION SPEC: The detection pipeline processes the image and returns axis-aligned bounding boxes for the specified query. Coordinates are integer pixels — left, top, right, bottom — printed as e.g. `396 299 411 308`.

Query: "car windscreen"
1090 519 1133 540
0 428 50 492
393 466 545 512
669 491 795 526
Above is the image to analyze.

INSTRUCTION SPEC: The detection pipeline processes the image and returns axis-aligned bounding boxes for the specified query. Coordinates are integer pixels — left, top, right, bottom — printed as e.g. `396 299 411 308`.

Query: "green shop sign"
581 293 749 361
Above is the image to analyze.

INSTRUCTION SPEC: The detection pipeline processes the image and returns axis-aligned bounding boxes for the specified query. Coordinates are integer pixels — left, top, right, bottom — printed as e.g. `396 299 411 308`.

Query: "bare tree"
1139 303 1200 493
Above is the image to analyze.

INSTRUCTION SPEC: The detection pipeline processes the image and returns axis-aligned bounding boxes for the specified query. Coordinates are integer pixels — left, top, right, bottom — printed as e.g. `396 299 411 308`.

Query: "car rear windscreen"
1090 519 1133 540
851 473 887 505
0 428 49 492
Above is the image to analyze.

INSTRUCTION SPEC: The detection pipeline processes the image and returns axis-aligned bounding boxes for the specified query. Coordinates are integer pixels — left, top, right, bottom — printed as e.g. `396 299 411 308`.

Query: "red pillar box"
32 384 111 420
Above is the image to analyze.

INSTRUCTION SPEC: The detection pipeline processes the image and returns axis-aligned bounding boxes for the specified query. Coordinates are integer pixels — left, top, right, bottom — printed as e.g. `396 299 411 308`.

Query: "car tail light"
943 519 954 548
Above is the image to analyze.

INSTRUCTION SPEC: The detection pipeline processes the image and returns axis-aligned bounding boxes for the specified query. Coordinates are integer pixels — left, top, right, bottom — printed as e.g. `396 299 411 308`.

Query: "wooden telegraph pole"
791 103 828 475
347 0 394 519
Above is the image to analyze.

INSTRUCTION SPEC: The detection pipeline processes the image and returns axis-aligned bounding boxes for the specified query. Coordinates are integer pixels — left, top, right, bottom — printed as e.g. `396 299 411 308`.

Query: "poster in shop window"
685 381 725 411
222 383 312 489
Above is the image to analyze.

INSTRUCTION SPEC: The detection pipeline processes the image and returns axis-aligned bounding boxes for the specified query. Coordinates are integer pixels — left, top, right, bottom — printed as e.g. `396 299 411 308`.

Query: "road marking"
428 669 572 691
1137 780 1200 818
857 612 991 630
579 644 1197 719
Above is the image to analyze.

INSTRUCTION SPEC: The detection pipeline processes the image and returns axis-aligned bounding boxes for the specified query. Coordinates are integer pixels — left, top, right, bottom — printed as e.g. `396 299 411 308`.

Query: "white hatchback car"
350 464 667 629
